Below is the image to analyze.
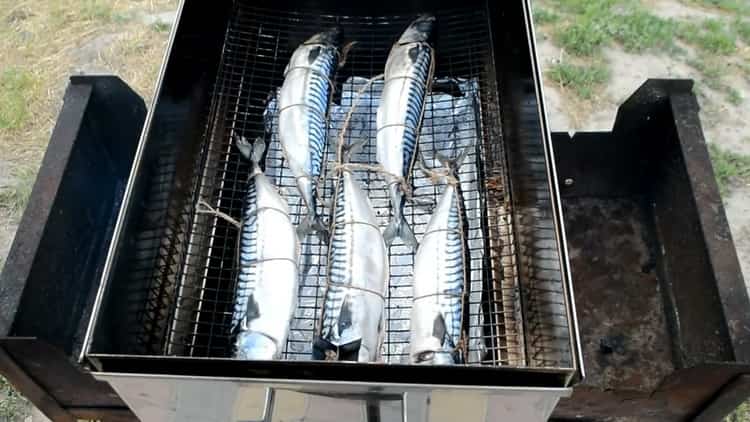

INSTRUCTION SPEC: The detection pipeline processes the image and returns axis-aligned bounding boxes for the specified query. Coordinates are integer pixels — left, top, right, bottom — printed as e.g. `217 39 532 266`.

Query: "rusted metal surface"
550 80 750 421
0 347 75 422
562 198 675 392
668 93 750 364
0 76 143 422
694 375 750 422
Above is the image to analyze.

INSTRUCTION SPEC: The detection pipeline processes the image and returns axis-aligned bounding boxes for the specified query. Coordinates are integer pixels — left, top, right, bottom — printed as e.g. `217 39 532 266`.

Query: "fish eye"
416 351 435 362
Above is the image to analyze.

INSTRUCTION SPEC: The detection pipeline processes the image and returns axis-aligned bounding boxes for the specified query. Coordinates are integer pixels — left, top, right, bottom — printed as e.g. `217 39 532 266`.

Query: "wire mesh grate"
113 3 573 370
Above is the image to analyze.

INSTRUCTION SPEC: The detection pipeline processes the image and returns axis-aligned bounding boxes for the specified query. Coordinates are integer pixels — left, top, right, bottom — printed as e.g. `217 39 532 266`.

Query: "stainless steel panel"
97 373 569 422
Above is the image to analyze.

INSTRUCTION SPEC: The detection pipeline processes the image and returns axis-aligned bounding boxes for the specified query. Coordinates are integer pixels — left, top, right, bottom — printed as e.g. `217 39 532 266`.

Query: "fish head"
305 27 341 47
398 14 435 44
235 332 278 360
413 350 455 365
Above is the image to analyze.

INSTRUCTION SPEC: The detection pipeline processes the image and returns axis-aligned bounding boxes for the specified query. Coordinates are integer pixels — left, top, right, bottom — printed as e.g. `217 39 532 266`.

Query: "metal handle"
239 388 275 422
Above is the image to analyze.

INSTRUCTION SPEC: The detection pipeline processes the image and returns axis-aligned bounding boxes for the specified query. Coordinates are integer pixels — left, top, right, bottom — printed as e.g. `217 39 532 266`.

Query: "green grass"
0 376 28 421
0 68 35 131
611 10 678 53
688 57 727 93
736 19 750 44
727 87 743 105
81 0 115 22
151 21 172 33
547 61 611 99
726 400 750 422
709 143 750 196
678 19 737 54
550 1 679 56
0 167 36 219
556 19 611 56
534 6 560 25
685 0 750 14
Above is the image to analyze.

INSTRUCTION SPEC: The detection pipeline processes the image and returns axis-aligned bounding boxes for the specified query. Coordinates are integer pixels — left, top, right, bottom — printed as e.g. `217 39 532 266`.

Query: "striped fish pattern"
314 168 389 362
278 29 340 241
410 153 470 365
377 15 436 248
232 138 300 360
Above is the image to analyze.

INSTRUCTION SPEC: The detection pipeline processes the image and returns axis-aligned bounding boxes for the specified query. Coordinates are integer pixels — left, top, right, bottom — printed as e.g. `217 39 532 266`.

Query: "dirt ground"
0 0 748 420
537 0 750 293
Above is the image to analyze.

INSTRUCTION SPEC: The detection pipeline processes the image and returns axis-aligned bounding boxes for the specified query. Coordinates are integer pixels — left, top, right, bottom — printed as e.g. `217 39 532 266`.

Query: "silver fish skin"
376 15 436 248
410 154 469 365
233 138 300 360
315 168 389 362
278 29 340 242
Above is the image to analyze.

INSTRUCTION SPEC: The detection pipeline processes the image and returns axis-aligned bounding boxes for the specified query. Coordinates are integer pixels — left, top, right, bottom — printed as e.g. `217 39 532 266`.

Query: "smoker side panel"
488 1 579 372
0 75 143 421
84 0 234 355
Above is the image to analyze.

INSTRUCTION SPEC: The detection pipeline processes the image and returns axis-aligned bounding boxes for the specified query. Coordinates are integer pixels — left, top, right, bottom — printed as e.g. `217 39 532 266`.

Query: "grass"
547 61 611 99
709 143 750 196
727 401 750 422
556 19 611 56
736 19 750 44
551 1 680 56
81 0 115 22
727 87 743 105
534 6 560 25
546 0 746 58
151 21 172 33
0 376 28 421
0 167 37 219
0 68 35 131
684 0 750 14
678 19 738 54
611 10 678 52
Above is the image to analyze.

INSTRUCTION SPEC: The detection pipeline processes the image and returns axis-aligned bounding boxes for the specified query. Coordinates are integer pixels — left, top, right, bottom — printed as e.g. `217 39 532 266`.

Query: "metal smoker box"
79 0 580 419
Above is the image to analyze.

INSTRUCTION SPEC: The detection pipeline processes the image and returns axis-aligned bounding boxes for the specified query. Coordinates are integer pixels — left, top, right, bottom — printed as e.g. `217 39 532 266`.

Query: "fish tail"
295 180 329 242
383 187 418 248
297 209 330 243
235 135 266 174
435 145 472 175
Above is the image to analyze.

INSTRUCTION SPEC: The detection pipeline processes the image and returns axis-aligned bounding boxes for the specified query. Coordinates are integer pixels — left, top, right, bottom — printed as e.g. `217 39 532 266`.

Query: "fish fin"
431 78 464 97
246 296 260 321
312 337 363 361
307 46 322 64
407 195 435 212
251 137 266 163
337 295 354 334
235 135 254 161
432 313 448 346
408 45 421 63
312 337 337 361
236 136 266 173
435 144 472 174
342 138 367 162
383 216 418 248
296 212 330 244
338 41 357 69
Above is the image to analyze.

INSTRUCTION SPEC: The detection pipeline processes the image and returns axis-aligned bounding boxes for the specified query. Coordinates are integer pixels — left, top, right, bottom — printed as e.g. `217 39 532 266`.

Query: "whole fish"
232 137 300 360
278 29 344 242
410 150 470 365
314 144 389 362
376 15 436 248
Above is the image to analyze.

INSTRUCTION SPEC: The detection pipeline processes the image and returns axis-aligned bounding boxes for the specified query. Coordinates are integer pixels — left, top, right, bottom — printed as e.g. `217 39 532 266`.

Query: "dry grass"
0 0 176 172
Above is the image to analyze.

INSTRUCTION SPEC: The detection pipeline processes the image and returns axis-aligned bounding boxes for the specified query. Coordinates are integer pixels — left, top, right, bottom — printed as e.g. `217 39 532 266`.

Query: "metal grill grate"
111 3 576 369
